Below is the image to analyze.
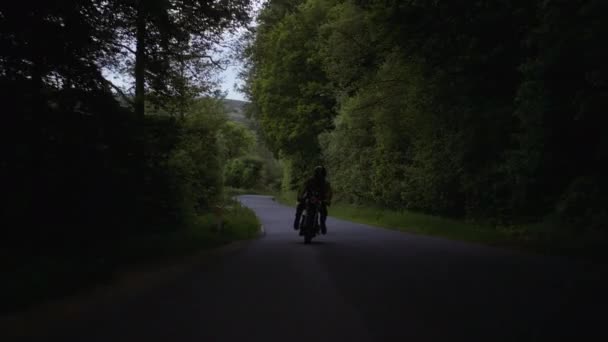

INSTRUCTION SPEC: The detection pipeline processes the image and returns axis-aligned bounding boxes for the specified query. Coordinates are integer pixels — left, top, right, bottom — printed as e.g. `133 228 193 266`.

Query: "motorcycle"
299 194 322 244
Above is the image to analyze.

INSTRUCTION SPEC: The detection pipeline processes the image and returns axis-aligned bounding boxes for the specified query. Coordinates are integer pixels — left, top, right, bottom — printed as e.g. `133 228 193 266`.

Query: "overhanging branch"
176 53 226 70
111 41 137 55
103 78 134 106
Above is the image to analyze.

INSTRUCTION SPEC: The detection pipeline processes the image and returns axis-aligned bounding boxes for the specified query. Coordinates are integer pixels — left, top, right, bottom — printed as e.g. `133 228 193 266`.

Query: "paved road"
7 195 607 341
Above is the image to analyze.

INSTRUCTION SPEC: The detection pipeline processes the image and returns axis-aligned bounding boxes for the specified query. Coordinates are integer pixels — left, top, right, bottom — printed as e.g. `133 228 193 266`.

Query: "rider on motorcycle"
293 165 332 234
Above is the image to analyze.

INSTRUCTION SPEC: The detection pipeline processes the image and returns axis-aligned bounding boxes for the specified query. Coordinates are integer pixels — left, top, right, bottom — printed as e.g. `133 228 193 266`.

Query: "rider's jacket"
298 177 332 204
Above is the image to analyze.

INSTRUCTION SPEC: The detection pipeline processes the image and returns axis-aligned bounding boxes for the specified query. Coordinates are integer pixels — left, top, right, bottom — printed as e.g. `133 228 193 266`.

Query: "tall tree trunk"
30 50 44 115
135 1 146 118
179 58 186 120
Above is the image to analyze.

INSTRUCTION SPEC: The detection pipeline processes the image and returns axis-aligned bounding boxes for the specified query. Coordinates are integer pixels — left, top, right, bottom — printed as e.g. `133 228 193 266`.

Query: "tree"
218 121 256 160
242 0 336 188
245 0 608 238
105 0 253 117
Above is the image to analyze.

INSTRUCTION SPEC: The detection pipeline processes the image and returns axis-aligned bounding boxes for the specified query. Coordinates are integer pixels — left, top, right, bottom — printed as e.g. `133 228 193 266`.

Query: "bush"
224 157 264 189
0 92 261 313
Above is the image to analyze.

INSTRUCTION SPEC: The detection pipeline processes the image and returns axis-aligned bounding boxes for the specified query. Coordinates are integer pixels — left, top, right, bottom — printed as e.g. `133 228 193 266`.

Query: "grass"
329 204 509 244
275 191 507 244
117 200 260 263
2 198 260 315
273 191 607 258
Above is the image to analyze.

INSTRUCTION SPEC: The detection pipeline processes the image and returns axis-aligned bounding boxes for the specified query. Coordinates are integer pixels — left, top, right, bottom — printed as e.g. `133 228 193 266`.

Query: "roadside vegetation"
244 0 608 256
3 0 607 316
4 196 259 314
0 1 259 314
276 192 604 258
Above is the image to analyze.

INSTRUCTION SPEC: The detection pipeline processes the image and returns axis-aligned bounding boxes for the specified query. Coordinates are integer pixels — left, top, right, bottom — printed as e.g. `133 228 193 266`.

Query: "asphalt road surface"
6 195 607 341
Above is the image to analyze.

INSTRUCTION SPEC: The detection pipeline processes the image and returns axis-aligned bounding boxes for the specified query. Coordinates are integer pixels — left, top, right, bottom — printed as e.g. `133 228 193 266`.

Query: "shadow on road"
289 240 336 246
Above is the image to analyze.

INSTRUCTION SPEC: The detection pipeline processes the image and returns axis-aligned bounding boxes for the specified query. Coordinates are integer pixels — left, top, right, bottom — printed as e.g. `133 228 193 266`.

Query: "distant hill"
113 96 252 124
222 99 250 126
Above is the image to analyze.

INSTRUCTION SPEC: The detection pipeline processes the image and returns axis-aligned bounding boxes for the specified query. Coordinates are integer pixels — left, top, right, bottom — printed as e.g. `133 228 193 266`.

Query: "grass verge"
274 191 505 244
273 191 607 258
2 198 260 315
119 199 260 262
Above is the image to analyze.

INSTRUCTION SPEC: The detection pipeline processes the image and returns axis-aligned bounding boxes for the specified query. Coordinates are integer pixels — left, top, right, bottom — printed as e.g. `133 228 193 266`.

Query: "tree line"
243 0 608 234
0 0 254 301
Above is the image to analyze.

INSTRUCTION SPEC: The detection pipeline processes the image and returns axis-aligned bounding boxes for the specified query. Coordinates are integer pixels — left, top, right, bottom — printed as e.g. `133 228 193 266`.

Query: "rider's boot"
293 214 300 230
320 222 327 235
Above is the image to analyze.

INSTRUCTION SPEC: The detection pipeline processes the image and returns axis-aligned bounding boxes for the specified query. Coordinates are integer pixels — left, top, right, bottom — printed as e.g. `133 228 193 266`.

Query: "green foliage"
327 204 509 246
252 138 284 191
506 0 608 227
218 121 256 160
3 197 260 314
246 0 608 236
168 99 226 219
219 200 262 241
243 0 336 184
0 0 259 313
218 102 282 192
224 157 264 189
0 90 253 313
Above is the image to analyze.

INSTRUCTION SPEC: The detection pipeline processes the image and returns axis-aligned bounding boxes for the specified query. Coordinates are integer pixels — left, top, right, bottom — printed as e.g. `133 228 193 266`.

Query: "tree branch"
145 69 160 78
201 55 226 70
178 53 226 70
103 78 134 106
111 41 136 55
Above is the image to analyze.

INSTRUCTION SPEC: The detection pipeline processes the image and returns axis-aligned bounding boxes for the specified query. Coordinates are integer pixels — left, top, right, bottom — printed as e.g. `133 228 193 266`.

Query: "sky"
104 52 248 102
214 0 265 102
213 27 248 102
220 65 246 101
218 0 266 102
217 37 248 102
104 1 263 103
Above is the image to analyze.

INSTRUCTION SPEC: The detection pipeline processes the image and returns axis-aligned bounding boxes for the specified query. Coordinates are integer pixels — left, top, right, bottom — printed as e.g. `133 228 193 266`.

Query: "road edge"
0 234 261 339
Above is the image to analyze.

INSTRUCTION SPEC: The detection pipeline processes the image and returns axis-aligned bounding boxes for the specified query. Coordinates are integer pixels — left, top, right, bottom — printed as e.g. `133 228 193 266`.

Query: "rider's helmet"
313 165 326 180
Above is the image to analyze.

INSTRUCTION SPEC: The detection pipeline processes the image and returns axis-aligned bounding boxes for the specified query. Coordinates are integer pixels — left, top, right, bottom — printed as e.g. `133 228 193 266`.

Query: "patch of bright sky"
221 65 244 101
103 1 265 102
216 29 247 102
218 1 265 101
